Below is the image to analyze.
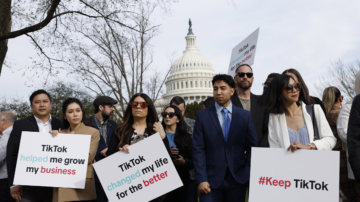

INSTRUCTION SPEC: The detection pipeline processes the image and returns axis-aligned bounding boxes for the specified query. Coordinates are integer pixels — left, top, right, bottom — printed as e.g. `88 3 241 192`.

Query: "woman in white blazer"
258 74 336 152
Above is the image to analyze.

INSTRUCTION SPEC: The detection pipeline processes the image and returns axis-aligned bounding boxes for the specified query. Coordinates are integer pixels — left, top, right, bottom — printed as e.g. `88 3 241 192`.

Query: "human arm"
192 111 208 185
337 103 352 143
268 114 282 148
0 133 10 164
246 114 258 164
347 95 360 188
312 105 337 150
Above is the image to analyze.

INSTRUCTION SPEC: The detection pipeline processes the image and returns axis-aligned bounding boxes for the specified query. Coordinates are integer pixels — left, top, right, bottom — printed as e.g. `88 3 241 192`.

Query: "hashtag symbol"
259 177 265 185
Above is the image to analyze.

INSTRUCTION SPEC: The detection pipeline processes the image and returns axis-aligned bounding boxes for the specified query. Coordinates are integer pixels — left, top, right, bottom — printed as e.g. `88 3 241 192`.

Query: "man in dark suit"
6 90 62 202
193 74 258 202
83 96 118 202
348 94 360 189
232 64 269 147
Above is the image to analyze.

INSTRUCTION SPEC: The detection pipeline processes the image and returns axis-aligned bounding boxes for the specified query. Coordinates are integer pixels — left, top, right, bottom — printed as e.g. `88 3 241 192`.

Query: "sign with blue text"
13 132 91 188
93 133 183 202
249 148 339 202
227 28 259 78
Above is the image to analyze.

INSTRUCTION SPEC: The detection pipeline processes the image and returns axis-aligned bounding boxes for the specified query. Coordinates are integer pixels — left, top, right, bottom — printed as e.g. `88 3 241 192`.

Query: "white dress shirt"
0 126 13 179
34 115 52 132
215 101 233 136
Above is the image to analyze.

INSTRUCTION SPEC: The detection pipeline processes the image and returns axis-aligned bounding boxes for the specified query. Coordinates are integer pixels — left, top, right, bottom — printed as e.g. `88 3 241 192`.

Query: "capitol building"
155 20 216 109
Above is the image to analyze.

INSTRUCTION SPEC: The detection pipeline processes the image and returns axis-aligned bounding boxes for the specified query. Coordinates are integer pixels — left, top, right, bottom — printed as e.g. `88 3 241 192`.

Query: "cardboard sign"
249 148 339 202
13 132 91 188
227 28 259 77
93 133 183 202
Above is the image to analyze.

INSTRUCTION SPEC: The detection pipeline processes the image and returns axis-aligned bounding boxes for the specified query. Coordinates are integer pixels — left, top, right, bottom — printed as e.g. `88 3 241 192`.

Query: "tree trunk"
0 0 12 76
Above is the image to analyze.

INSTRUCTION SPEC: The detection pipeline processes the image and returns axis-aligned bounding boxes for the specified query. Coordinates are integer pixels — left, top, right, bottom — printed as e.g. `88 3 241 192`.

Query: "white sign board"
227 28 260 77
93 133 183 202
14 132 91 188
249 148 339 202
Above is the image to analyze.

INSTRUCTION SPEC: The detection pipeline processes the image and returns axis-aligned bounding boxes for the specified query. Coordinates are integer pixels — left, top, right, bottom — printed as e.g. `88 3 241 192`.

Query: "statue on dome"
189 19 192 28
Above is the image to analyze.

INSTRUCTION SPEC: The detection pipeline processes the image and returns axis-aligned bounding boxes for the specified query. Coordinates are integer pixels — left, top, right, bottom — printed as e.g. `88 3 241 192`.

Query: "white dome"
162 22 216 103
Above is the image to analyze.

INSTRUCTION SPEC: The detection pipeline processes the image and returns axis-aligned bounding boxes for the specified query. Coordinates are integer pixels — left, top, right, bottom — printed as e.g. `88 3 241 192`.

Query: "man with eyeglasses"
84 96 118 202
232 64 269 147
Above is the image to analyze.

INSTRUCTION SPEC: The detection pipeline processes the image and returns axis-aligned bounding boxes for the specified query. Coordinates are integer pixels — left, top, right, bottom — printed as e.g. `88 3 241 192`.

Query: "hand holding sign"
93 133 182 202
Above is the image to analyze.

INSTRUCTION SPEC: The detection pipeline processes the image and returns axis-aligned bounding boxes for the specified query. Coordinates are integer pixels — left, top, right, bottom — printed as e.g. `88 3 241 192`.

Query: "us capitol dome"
161 19 216 104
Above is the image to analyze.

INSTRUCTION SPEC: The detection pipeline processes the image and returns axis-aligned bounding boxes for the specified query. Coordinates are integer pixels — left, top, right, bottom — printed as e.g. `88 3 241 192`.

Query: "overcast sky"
1 0 360 101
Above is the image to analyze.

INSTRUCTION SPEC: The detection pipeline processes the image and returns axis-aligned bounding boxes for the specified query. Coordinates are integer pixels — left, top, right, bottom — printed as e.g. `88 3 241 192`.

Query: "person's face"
30 93 52 118
171 102 185 116
131 96 148 118
263 77 274 92
100 105 115 118
64 103 83 126
281 78 300 104
163 107 179 127
213 80 234 107
234 66 254 90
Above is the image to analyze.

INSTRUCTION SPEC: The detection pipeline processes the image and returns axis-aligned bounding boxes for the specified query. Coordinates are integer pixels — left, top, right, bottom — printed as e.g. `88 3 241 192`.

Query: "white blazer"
268 102 336 150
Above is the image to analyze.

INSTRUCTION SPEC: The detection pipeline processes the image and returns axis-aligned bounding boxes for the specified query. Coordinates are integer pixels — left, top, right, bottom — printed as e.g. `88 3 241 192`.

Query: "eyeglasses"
237 72 253 78
130 102 148 109
161 112 176 118
284 82 301 93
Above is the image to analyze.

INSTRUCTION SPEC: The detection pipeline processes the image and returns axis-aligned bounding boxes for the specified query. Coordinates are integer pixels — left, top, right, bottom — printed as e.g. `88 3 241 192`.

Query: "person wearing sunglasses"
262 73 280 93
283 69 327 115
160 105 193 202
232 64 269 147
106 93 169 201
258 74 336 152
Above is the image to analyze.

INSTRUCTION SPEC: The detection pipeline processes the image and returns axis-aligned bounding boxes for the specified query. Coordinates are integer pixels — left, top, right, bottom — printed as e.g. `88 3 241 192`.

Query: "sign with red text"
227 28 259 78
249 148 339 202
14 132 91 188
93 133 183 202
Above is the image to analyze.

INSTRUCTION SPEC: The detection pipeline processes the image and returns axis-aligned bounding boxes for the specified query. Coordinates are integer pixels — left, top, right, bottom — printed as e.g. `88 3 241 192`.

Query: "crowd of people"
0 64 360 202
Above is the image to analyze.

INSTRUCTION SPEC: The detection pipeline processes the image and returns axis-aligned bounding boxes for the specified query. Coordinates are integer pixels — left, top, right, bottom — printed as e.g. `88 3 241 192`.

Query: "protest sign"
249 148 339 202
93 133 183 202
227 28 259 77
13 132 91 188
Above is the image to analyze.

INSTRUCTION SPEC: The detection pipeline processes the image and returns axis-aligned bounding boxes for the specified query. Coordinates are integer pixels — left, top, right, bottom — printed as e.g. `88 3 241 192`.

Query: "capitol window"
205 81 207 87
191 81 193 87
195 81 198 87
186 81 188 88
181 82 184 89
200 81 202 87
209 81 211 88
173 83 175 90
177 83 179 89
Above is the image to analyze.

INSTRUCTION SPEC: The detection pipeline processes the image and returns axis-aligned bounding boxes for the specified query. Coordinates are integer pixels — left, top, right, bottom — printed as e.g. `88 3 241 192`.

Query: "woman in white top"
258 74 336 152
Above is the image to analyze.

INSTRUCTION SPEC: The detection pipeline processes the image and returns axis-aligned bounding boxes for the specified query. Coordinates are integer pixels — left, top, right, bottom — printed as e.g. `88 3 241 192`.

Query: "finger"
59 128 62 132
170 146 174 149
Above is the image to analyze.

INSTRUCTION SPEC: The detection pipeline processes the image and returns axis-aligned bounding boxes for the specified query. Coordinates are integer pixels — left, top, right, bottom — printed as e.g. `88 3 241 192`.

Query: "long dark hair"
258 74 296 114
61 98 85 129
282 69 315 105
161 105 191 150
116 93 158 148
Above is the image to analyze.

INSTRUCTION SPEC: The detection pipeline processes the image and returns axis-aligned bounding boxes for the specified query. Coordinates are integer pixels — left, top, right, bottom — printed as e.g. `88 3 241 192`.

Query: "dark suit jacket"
192 104 258 189
347 94 360 189
231 92 269 147
83 115 118 183
6 115 62 188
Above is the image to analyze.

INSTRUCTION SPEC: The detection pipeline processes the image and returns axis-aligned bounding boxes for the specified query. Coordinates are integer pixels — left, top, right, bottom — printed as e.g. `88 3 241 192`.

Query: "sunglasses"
161 112 176 118
237 72 253 78
130 101 148 109
262 82 270 87
284 82 301 93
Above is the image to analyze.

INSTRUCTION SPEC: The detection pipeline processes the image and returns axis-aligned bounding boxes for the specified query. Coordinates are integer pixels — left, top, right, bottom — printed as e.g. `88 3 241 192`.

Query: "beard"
238 81 253 90
101 110 111 121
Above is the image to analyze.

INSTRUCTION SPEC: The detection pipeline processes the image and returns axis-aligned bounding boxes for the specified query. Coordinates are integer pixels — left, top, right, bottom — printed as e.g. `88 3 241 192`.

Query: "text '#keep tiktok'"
258 177 329 191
